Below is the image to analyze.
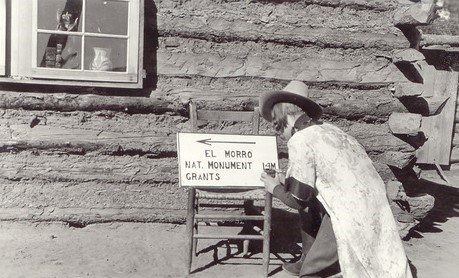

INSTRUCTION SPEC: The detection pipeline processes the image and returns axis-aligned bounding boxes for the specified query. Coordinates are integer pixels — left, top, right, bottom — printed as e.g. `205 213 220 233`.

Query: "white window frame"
6 0 143 88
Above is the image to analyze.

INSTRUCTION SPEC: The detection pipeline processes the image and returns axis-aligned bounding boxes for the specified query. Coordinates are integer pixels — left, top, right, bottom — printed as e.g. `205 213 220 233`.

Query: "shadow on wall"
143 0 159 91
424 51 459 72
398 96 449 117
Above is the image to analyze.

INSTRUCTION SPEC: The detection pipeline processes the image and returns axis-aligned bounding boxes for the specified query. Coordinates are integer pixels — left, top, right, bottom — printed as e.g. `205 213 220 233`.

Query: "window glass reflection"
86 0 128 35
84 37 127 72
38 34 81 69
38 0 82 32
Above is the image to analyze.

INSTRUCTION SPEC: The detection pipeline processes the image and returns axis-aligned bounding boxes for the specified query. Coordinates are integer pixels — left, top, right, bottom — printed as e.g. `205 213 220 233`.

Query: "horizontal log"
371 161 397 182
421 34 459 47
0 121 414 182
0 179 186 211
0 148 413 191
388 112 422 134
163 83 409 120
394 82 424 97
0 154 179 184
0 171 293 224
0 124 179 156
421 45 459 52
1 77 409 120
158 13 409 50
372 151 416 169
0 106 188 132
156 0 406 12
0 198 295 225
0 207 187 224
0 116 415 153
0 92 178 114
311 0 411 10
343 124 416 153
1 126 414 169
2 149 410 187
156 36 387 67
391 49 426 63
155 0 412 50
157 52 410 84
0 100 415 170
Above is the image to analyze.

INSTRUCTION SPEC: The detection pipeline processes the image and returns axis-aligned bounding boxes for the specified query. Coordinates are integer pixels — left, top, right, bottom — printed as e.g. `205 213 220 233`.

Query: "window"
2 0 144 88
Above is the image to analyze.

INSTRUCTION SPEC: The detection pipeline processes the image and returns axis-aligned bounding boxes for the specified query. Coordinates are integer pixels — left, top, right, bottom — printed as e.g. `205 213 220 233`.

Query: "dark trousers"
299 198 340 278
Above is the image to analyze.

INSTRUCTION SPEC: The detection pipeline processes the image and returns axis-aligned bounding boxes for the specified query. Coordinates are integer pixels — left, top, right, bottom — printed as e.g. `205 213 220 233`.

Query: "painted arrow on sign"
197 138 256 146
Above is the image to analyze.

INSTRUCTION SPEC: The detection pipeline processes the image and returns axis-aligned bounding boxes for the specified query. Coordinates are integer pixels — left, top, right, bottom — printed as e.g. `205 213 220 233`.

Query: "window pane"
85 0 128 35
38 0 82 32
84 37 127 72
37 34 82 69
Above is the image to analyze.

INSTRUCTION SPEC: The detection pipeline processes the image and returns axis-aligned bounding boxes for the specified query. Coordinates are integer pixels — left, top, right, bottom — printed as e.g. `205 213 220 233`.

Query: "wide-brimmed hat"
259 80 323 122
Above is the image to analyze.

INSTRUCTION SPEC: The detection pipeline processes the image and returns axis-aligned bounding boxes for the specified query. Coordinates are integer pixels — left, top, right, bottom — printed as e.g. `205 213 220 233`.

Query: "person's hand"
260 171 282 194
276 171 286 184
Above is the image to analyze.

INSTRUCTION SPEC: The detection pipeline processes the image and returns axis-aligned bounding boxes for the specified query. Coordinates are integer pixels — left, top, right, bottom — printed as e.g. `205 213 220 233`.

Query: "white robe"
287 123 413 278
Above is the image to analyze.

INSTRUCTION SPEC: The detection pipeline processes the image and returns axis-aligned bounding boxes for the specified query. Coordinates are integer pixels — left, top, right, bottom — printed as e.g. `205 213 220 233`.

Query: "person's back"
292 122 386 202
289 122 413 278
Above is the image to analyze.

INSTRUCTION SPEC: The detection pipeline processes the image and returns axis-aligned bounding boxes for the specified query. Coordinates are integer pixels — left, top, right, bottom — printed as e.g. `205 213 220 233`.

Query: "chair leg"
242 239 250 257
242 199 254 257
262 192 273 277
186 188 196 274
193 197 199 256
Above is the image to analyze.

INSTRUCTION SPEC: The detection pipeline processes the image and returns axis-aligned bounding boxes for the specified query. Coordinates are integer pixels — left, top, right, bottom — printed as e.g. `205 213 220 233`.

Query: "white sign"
177 132 279 188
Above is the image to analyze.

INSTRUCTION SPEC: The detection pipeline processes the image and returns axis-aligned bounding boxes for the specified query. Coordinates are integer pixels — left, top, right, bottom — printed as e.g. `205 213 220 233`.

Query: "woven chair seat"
196 188 266 200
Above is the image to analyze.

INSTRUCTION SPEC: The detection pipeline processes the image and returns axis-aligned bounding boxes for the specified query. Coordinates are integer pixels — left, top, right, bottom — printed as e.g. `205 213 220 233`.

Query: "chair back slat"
190 103 260 135
190 102 199 132
252 107 260 135
197 110 255 122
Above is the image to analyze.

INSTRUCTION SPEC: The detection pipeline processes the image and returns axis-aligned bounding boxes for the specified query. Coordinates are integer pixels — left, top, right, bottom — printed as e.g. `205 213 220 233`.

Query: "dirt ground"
0 173 458 278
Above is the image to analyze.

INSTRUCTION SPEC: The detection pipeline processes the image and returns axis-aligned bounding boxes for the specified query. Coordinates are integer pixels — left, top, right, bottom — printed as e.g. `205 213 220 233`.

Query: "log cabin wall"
0 0 449 232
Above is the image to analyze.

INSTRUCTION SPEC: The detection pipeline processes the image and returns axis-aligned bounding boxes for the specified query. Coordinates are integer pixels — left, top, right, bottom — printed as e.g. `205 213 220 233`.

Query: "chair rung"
195 214 265 221
193 234 264 240
198 195 264 200
199 203 245 209
196 189 266 200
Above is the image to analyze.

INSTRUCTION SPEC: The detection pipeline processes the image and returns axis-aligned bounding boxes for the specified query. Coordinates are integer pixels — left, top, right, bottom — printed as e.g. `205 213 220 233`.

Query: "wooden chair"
185 102 273 277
